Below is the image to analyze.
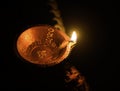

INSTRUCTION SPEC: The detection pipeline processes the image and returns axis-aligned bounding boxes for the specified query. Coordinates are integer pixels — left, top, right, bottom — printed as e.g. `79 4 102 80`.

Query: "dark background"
0 0 116 91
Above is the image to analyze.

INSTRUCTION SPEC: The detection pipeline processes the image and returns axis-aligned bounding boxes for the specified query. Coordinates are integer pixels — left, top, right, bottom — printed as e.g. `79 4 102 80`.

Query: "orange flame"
70 31 77 43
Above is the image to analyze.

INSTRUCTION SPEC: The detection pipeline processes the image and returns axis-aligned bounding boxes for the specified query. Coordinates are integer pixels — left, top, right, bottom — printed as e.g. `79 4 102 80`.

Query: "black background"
0 0 116 91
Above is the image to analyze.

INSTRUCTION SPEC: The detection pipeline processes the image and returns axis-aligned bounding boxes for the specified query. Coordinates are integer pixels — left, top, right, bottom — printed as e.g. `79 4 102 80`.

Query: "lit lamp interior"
16 25 77 67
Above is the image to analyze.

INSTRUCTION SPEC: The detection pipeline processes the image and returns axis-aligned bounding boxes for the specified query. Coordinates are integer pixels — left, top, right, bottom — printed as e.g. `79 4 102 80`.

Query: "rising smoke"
48 0 65 32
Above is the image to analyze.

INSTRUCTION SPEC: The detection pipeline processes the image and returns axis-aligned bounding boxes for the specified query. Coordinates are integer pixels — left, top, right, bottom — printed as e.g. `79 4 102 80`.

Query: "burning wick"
59 31 77 49
69 31 77 46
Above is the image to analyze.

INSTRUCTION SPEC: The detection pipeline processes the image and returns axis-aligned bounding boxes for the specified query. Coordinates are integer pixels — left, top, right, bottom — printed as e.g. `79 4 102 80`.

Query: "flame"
70 31 77 42
59 31 77 49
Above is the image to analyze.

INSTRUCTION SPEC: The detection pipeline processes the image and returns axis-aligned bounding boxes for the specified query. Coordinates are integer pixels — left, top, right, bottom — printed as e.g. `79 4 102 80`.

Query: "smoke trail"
48 0 65 32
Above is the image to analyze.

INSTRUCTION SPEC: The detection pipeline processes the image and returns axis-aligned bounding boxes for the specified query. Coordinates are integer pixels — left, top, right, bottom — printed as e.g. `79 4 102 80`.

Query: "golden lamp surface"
16 25 70 67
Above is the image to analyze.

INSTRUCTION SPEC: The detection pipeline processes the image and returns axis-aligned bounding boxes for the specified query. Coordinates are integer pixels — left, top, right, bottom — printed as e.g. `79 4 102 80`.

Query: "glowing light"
70 31 77 43
59 31 77 49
